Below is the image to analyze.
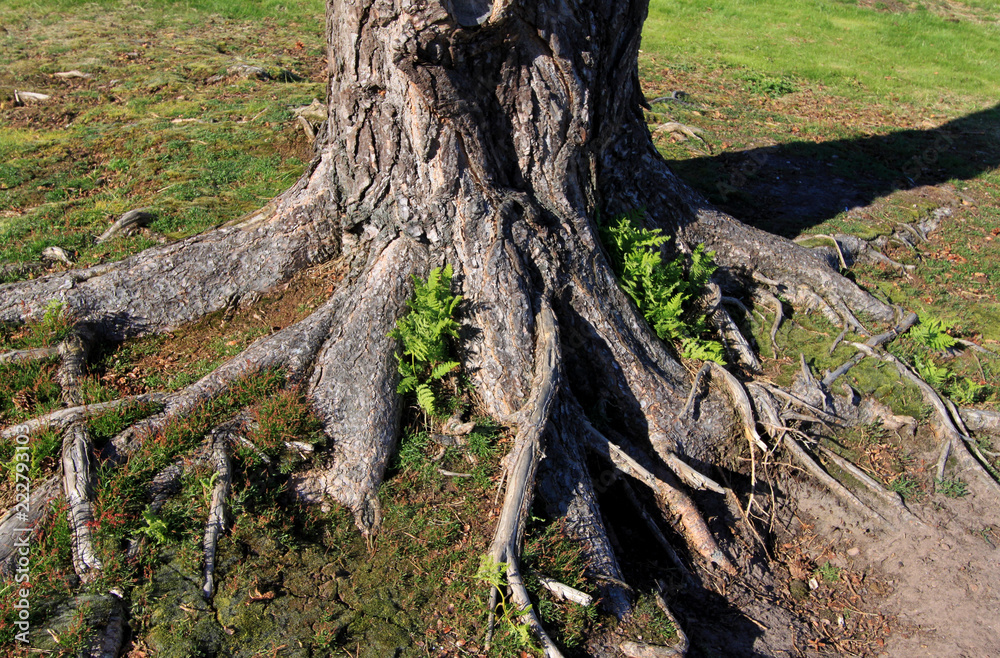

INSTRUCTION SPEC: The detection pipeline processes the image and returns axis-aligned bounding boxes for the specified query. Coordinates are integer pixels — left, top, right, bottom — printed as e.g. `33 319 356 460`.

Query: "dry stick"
821 311 917 388
879 352 1000 496
203 421 235 600
535 575 593 606
829 328 848 356
0 346 58 364
706 362 767 521
944 397 998 479
682 362 710 417
711 305 761 371
96 208 156 244
486 303 563 658
582 418 734 573
58 332 103 581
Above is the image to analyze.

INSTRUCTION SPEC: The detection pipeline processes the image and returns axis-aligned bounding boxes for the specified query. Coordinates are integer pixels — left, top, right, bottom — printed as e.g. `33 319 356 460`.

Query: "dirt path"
790 472 1000 657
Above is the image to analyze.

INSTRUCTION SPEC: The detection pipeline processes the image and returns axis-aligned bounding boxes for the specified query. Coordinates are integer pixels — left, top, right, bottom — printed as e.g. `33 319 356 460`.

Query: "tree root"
821 310 917 388
487 302 563 657
877 351 1000 496
1 393 167 441
0 346 58 364
581 417 734 573
203 420 236 600
292 238 427 533
619 478 693 581
539 399 632 618
0 183 339 339
748 384 884 522
709 300 761 371
58 332 102 580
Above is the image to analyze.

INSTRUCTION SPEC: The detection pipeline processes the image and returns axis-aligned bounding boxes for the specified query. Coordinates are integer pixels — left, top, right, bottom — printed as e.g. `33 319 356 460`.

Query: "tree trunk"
7 0 991 654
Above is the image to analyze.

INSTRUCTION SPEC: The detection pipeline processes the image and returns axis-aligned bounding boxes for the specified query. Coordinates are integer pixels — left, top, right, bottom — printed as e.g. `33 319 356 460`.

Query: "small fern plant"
909 317 957 351
389 264 462 416
599 210 725 364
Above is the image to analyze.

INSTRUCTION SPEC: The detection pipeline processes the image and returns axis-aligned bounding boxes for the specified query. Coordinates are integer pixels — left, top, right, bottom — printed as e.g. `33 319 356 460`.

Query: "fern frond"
415 384 437 416
430 361 460 380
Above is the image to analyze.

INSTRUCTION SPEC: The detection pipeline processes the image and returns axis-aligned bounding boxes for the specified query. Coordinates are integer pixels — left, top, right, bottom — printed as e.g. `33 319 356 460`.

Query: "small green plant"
913 354 949 388
598 211 725 364
136 509 172 545
889 474 922 500
735 71 797 97
910 317 958 351
814 561 841 583
389 264 462 416
936 477 969 498
948 377 987 405
476 555 534 650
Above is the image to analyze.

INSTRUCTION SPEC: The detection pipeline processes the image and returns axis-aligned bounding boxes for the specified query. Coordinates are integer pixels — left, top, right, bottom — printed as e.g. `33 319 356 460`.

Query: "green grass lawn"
644 0 1000 108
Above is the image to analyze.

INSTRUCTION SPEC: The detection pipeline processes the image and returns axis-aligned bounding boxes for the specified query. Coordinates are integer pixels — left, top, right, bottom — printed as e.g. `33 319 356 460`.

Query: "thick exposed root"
0 475 61 574
581 417 734 573
58 332 102 580
0 346 58 364
292 238 427 533
877 352 1000 495
539 398 632 619
1 393 167 441
86 590 127 658
961 408 1000 434
0 181 339 339
105 293 339 462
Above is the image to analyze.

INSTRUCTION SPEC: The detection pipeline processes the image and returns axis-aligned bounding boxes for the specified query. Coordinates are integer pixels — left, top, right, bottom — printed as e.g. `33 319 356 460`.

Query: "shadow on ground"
668 103 1000 237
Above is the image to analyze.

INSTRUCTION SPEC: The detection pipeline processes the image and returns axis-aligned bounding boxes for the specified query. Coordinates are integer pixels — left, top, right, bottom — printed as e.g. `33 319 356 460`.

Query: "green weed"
936 477 969 498
476 555 535 651
736 70 798 98
889 474 922 501
814 561 841 584
909 317 958 351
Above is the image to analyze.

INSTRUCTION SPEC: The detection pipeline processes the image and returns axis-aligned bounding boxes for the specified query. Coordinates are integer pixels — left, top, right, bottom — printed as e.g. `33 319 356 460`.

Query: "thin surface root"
203 419 237 599
487 302 563 657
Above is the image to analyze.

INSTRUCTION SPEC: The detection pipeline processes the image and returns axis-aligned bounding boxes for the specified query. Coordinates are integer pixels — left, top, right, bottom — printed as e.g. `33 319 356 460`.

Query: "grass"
643 0 1000 107
0 0 324 276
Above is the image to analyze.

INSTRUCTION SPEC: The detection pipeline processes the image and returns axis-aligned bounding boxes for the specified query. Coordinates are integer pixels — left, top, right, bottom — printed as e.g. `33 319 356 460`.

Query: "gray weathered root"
291 238 428 534
202 420 236 600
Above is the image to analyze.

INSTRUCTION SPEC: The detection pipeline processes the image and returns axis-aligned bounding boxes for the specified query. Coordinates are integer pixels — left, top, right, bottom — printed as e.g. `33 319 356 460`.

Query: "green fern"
598 211 724 364
910 317 957 351
913 355 949 387
389 264 462 416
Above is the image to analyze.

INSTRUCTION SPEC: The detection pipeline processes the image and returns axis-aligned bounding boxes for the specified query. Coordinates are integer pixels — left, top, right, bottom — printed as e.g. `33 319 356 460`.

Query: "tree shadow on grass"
666 103 1000 237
